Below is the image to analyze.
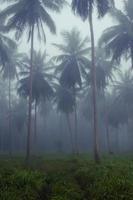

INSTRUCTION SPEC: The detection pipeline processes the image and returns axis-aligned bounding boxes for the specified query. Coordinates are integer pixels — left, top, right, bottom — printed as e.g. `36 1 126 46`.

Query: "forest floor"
0 154 133 200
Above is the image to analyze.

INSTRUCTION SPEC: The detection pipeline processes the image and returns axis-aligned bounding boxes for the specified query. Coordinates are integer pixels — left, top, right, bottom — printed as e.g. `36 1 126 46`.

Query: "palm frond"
40 6 56 34
72 0 114 20
42 0 67 12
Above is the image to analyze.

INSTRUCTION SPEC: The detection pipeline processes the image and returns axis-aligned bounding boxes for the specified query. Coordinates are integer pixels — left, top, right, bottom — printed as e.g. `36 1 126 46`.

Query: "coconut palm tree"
99 0 133 68
106 70 133 153
72 0 114 163
0 0 66 163
94 48 116 155
55 84 75 153
18 51 53 148
53 28 90 154
0 18 17 67
12 98 27 152
0 21 18 147
83 48 115 90
0 46 25 155
82 47 115 155
113 70 133 112
53 28 90 87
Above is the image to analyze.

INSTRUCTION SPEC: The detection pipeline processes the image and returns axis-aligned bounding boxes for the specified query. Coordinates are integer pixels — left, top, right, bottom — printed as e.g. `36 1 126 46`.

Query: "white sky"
17 0 124 56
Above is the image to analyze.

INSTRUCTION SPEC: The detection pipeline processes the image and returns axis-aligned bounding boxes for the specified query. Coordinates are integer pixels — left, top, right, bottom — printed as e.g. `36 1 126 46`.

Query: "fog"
1 1 133 199
0 0 132 159
19 1 123 53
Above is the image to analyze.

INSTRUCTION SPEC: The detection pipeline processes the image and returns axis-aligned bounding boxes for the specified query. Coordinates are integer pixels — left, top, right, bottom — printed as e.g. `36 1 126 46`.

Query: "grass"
0 155 133 199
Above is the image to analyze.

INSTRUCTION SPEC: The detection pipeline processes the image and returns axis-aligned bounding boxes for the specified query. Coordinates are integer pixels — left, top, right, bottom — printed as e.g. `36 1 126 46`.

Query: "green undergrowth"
0 155 133 199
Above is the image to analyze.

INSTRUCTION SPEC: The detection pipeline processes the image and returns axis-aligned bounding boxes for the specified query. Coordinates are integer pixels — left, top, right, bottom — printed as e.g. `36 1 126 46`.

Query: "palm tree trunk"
106 125 113 155
116 127 120 154
130 45 133 68
0 132 2 153
73 86 79 155
8 76 12 156
102 89 113 155
89 12 100 163
26 24 34 165
34 99 37 143
33 99 37 155
66 113 74 154
59 113 63 153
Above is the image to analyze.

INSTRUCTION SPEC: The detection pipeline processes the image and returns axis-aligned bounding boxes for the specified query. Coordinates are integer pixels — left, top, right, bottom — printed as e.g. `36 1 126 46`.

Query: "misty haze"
0 0 133 199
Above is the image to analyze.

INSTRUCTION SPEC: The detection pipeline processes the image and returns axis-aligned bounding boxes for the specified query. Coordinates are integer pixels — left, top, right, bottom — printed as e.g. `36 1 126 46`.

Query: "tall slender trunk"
106 125 113 155
130 44 133 68
66 113 74 154
73 86 79 155
26 24 34 165
0 132 2 153
33 99 37 154
89 12 100 163
116 127 119 154
8 75 12 156
103 89 113 155
59 113 63 153
34 99 37 143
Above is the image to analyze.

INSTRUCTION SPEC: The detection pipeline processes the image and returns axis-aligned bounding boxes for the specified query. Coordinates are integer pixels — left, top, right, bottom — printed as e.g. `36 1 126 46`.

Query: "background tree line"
0 0 132 165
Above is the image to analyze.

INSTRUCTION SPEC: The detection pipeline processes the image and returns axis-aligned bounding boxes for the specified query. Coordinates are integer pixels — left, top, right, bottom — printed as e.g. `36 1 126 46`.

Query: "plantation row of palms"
0 0 133 165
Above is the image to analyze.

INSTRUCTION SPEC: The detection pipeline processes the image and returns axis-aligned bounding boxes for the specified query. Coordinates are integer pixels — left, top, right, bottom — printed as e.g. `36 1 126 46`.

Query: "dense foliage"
0 156 133 200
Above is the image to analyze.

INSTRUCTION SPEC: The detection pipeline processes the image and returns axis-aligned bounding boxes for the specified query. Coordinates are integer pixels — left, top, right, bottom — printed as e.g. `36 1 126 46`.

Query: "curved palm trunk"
73 87 79 155
26 24 34 165
66 113 74 154
8 75 12 156
89 12 100 163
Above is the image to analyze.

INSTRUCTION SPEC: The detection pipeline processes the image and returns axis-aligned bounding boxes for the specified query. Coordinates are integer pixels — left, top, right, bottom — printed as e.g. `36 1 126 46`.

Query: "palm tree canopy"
0 20 21 79
1 47 25 80
0 19 17 67
20 51 54 79
82 48 115 90
18 51 54 103
1 0 66 41
0 33 16 66
106 70 133 128
18 73 53 103
114 70 133 106
72 0 114 20
99 0 133 67
53 28 90 89
13 99 27 132
108 99 128 128
55 85 75 114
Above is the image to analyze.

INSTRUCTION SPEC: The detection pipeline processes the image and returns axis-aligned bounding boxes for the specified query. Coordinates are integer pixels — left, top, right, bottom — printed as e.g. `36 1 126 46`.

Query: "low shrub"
0 156 133 200
74 159 133 200
0 169 47 200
